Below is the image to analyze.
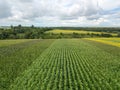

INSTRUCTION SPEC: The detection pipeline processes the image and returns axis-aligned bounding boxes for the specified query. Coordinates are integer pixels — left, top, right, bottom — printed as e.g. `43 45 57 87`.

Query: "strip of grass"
0 39 33 47
85 38 120 47
0 40 41 57
83 38 120 57
46 29 117 36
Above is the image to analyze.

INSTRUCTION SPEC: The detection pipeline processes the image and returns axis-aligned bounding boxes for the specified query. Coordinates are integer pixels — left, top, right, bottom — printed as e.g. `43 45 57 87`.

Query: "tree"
0 31 9 39
72 32 80 38
18 24 22 31
31 25 34 28
101 33 112 37
10 25 14 29
24 32 33 39
18 24 22 28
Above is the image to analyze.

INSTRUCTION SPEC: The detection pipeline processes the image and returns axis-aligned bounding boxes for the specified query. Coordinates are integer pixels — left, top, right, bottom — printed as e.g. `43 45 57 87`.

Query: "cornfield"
0 39 120 90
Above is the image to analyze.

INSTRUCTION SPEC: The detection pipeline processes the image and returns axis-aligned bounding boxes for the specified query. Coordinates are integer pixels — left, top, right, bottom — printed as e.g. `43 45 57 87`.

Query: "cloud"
0 0 12 18
18 0 33 3
98 0 120 10
0 0 120 26
7 0 102 20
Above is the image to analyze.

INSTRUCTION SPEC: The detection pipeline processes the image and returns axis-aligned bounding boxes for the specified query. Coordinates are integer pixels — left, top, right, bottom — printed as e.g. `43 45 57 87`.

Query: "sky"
0 0 120 27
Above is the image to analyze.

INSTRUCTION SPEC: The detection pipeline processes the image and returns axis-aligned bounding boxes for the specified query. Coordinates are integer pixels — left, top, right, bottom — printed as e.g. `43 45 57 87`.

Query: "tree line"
0 25 52 39
0 25 120 39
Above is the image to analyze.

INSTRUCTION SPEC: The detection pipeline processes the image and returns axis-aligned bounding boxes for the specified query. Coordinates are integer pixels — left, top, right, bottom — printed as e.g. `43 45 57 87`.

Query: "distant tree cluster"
0 25 52 39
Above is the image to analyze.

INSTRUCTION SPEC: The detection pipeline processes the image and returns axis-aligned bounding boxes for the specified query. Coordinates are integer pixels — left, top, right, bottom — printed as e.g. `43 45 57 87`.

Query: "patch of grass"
46 29 117 36
85 38 120 47
0 39 33 47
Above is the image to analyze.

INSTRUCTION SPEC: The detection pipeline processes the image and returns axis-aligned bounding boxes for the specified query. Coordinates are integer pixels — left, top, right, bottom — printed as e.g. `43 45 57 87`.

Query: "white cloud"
0 0 12 18
98 0 120 10
0 0 120 26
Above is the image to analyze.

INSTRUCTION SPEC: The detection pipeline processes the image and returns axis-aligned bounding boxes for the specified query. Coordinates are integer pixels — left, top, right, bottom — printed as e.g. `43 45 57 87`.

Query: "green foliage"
0 25 52 39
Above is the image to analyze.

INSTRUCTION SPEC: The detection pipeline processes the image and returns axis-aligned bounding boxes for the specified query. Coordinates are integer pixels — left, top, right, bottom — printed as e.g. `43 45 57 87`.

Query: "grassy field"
46 29 117 36
0 39 54 90
86 38 120 47
0 39 34 47
0 39 120 90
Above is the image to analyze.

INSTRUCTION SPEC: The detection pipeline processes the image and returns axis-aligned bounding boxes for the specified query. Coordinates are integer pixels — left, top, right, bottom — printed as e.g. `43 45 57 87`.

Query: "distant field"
0 39 33 47
0 39 120 90
46 29 117 36
86 38 120 47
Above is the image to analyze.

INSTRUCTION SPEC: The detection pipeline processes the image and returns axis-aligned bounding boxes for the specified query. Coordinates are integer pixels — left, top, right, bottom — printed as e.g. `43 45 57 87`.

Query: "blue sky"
0 0 120 27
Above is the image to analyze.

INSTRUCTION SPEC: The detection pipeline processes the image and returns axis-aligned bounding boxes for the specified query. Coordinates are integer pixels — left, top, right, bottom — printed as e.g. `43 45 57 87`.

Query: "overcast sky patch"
0 0 120 26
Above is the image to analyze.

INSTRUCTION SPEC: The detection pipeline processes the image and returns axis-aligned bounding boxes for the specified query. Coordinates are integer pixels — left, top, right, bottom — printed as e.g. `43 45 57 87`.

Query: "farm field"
0 39 120 90
0 39 33 47
86 38 120 47
0 39 54 90
46 29 117 36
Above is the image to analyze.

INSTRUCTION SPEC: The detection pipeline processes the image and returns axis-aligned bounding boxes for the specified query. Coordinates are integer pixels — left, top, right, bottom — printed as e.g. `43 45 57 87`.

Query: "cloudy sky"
0 0 120 27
